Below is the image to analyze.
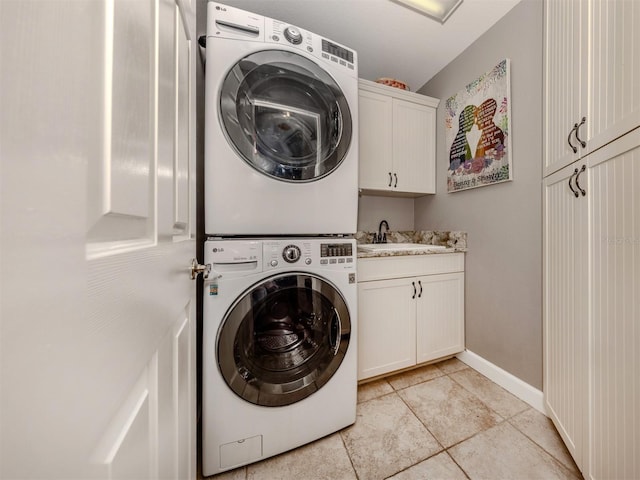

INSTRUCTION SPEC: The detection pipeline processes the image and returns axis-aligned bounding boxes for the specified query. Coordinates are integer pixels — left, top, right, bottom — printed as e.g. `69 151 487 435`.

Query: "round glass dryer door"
217 273 351 407
219 50 352 182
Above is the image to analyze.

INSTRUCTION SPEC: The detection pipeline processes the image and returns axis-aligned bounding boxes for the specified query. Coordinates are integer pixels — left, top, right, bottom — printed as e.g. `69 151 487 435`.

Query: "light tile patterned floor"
203 358 583 480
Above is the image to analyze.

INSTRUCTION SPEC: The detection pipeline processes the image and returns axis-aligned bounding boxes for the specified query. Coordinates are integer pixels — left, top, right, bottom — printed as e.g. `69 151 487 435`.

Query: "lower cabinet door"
416 273 465 364
357 278 416 380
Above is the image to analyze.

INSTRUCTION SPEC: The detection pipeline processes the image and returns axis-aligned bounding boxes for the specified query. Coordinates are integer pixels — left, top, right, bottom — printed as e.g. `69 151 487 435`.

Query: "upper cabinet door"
393 99 436 194
544 0 588 176
358 88 394 190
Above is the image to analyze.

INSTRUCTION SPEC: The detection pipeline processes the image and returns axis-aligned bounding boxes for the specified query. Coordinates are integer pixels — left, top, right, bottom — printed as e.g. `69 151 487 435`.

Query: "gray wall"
358 195 414 232
415 0 543 388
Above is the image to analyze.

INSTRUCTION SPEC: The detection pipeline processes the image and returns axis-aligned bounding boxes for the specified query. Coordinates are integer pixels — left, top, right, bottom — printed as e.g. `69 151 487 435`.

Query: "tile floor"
202 358 583 480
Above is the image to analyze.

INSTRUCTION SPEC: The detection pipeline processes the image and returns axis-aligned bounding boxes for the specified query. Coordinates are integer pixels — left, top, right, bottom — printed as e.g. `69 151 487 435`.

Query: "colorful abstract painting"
445 59 512 192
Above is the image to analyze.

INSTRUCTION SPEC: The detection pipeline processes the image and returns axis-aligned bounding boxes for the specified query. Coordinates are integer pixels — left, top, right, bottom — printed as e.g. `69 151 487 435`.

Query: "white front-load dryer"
202 238 357 476
204 2 359 236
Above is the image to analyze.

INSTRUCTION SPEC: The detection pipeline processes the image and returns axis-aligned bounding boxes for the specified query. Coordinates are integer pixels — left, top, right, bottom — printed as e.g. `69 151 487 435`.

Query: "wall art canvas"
445 58 512 192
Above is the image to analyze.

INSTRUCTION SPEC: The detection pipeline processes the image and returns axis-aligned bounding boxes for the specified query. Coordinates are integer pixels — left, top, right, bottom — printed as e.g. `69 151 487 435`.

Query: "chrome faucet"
375 220 390 244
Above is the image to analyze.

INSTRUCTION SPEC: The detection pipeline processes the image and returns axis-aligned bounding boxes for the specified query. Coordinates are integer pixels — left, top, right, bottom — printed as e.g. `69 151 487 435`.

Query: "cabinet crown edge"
359 78 440 108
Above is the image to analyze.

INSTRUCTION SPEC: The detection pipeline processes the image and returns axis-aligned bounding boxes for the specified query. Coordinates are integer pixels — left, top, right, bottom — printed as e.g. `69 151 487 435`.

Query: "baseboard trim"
456 350 546 415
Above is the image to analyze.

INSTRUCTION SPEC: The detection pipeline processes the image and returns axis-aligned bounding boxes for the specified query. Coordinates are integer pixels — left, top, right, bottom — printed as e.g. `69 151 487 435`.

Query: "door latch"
190 258 211 280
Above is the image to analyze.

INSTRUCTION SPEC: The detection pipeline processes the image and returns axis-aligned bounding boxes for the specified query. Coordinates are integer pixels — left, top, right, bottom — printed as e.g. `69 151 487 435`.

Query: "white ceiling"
211 0 523 91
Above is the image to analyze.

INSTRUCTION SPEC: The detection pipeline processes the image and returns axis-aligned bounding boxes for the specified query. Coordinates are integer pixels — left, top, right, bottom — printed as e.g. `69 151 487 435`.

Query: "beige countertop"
355 230 467 258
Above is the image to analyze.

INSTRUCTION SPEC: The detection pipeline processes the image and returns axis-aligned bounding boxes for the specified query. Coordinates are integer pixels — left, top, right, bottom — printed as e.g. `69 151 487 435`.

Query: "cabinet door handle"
568 169 579 198
567 124 578 154
418 280 423 298
388 172 393 187
412 281 416 299
575 164 586 196
393 173 398 188
575 117 587 148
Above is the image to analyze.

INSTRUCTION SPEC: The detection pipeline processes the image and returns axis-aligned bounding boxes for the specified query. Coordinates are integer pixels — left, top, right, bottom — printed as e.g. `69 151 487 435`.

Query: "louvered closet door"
544 0 587 176
543 162 589 472
588 129 640 480
587 0 640 154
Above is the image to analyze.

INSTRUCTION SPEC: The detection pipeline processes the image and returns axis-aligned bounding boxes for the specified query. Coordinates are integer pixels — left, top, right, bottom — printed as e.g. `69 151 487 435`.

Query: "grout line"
442 450 472 480
505 416 581 475
337 429 361 480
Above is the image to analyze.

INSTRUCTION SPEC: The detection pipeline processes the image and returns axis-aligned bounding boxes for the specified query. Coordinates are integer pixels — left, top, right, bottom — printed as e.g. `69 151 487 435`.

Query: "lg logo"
212 247 225 253
215 6 227 11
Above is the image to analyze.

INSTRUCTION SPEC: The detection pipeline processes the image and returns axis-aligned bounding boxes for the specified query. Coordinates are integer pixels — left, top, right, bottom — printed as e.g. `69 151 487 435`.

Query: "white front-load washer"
202 237 357 476
204 2 359 236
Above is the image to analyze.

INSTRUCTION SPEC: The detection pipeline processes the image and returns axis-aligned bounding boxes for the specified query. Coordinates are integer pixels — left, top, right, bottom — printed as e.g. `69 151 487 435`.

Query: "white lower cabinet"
357 253 465 381
358 277 416 379
416 273 465 364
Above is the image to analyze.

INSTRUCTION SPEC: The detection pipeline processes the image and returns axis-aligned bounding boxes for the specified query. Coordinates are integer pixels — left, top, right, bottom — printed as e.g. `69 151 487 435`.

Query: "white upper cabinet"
545 0 640 177
358 79 439 196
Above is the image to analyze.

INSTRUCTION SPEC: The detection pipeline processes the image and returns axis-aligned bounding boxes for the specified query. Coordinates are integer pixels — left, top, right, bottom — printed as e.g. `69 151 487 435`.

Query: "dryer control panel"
207 2 357 77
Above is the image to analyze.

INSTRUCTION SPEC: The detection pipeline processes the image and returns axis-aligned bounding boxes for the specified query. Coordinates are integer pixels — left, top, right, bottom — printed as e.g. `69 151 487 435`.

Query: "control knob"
283 26 303 45
282 245 301 263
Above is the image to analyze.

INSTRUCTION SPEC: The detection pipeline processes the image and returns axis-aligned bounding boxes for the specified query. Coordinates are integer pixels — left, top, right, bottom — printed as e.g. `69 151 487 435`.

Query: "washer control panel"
263 239 356 271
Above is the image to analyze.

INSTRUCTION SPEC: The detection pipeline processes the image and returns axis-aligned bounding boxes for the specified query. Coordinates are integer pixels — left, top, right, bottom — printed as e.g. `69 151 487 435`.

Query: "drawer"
357 253 464 282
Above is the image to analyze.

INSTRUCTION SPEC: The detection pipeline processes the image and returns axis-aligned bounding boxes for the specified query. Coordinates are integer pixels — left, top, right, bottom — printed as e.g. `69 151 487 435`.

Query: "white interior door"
1 0 197 478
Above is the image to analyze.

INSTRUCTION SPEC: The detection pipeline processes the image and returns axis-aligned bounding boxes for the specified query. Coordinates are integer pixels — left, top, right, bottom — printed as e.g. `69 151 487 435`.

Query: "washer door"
219 49 352 182
217 273 351 407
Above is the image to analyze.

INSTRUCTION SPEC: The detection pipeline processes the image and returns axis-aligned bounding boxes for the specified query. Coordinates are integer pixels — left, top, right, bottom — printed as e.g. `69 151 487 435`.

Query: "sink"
357 243 447 253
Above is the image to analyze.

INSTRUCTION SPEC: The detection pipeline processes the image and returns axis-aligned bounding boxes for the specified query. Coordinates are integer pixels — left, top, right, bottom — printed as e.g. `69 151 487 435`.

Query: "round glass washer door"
219 49 352 182
217 272 351 407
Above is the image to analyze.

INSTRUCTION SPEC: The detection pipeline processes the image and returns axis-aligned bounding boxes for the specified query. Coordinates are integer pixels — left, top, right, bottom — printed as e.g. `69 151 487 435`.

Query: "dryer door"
217 272 351 407
219 49 352 182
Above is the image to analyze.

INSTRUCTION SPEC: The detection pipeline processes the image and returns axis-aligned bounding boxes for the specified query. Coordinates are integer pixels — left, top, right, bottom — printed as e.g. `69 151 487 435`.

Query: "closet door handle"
568 169 579 197
418 280 423 298
575 164 586 196
388 172 393 187
575 117 587 148
567 124 578 154
412 281 417 299
393 173 398 188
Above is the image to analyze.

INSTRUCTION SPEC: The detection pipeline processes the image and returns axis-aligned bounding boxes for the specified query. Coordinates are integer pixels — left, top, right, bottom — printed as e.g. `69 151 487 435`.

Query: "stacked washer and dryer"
202 2 359 475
